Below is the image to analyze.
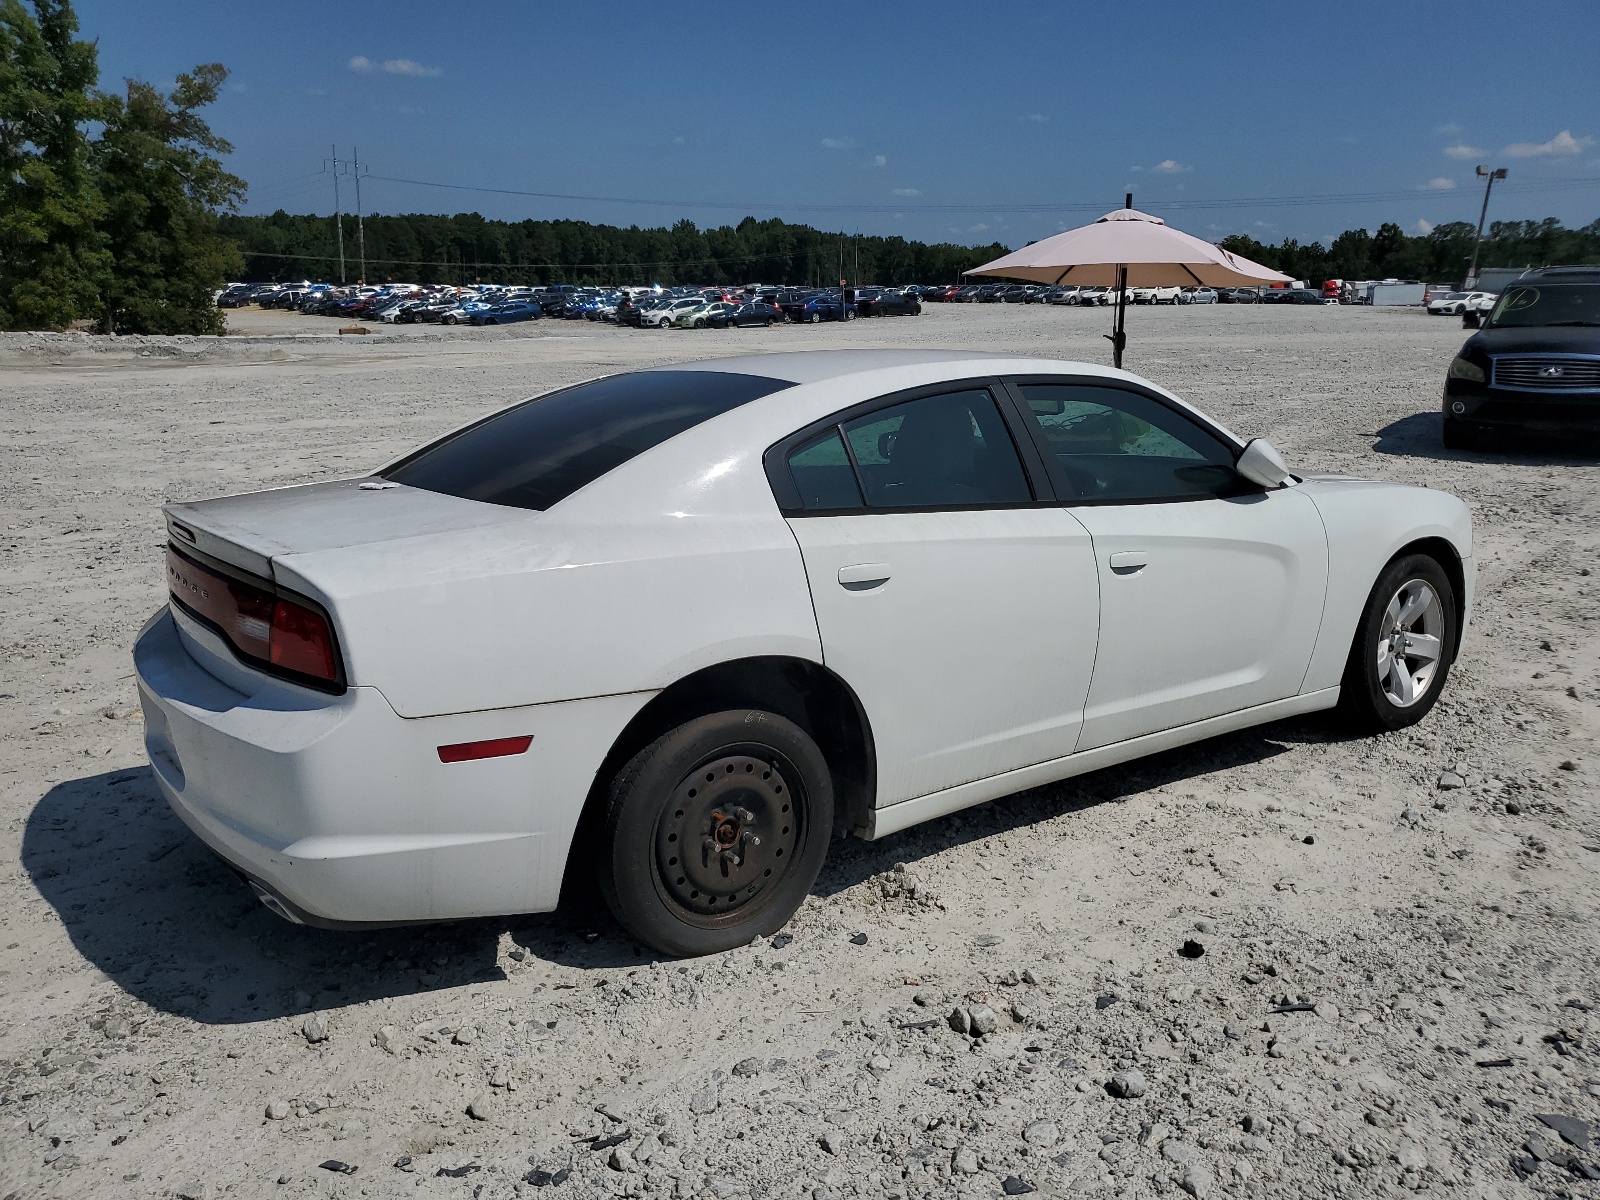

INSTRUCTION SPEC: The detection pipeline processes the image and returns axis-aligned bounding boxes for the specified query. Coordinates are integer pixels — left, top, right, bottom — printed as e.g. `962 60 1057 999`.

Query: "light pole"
1466 165 1506 289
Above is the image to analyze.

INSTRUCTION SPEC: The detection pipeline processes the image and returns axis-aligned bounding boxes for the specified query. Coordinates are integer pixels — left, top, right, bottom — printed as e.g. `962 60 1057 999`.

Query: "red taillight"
167 544 344 691
437 736 533 764
269 597 339 682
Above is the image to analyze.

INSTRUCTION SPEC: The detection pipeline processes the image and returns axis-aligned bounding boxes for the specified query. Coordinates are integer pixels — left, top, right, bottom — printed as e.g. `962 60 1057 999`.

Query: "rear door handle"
1109 552 1147 575
838 563 891 590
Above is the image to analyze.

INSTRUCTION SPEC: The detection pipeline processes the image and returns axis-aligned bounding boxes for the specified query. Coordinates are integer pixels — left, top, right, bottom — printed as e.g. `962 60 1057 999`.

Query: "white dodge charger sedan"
136 350 1472 956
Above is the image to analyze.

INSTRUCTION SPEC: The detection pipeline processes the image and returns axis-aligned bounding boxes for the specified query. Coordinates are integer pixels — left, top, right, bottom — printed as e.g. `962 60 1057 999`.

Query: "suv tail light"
166 544 345 692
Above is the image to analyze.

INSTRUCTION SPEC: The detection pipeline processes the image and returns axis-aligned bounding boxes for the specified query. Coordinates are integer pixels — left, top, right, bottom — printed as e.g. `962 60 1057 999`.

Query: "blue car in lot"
793 294 857 323
468 300 543 326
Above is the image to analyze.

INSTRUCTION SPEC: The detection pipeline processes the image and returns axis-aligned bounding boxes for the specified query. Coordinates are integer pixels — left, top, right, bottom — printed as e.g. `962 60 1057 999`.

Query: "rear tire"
1337 554 1457 733
597 710 833 957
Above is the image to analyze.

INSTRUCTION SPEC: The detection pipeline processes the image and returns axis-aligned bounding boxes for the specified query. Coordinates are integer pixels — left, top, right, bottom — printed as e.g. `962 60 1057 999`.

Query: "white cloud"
349 55 442 77
382 58 441 77
872 154 887 168
968 222 989 233
1504 129 1592 157
1434 122 1462 135
1152 159 1187 174
820 137 857 150
1415 218 1434 235
892 188 921 197
1426 177 1455 190
1022 113 1046 124
1442 143 1482 159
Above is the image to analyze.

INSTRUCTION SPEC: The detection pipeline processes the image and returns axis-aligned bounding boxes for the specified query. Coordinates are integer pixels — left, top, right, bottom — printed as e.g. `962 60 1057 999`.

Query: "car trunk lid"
164 478 536 583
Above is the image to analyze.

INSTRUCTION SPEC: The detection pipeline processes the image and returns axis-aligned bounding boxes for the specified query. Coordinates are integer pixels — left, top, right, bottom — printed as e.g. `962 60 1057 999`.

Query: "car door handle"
838 563 891 590
1108 552 1148 575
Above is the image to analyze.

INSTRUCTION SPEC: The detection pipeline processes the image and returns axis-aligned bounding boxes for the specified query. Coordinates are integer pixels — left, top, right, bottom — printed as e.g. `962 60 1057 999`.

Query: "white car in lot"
1427 291 1492 315
137 350 1473 956
638 297 705 328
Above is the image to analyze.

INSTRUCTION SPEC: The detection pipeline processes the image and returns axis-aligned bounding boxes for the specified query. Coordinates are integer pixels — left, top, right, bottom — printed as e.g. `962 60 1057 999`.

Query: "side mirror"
1236 438 1292 488
1462 310 1481 328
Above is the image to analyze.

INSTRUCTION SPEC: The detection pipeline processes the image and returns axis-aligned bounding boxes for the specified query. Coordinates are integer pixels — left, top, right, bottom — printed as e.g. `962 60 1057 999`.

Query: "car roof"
1517 266 1600 283
637 348 1126 387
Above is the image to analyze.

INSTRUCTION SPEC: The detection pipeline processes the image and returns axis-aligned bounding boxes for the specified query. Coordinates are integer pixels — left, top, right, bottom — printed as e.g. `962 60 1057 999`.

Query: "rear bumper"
134 608 651 924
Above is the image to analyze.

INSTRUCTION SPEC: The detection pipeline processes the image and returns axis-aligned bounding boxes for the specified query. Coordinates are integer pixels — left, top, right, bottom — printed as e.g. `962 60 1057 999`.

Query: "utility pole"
323 146 346 283
352 147 368 285
1466 165 1506 289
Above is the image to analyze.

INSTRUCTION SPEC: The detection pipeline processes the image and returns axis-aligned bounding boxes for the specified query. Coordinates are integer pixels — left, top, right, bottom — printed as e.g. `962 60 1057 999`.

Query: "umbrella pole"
1108 263 1127 369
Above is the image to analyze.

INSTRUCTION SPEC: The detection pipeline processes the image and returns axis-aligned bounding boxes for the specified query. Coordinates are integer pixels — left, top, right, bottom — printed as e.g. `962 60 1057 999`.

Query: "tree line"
231 210 1599 292
0 0 242 333
221 211 1013 289
1220 218 1600 287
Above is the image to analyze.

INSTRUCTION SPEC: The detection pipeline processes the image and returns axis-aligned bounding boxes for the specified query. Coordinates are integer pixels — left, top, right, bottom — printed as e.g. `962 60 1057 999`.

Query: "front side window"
386 370 792 511
1015 383 1243 503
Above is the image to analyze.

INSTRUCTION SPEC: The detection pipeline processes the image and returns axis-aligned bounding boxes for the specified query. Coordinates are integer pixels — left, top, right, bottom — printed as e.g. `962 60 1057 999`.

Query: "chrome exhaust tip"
248 880 305 925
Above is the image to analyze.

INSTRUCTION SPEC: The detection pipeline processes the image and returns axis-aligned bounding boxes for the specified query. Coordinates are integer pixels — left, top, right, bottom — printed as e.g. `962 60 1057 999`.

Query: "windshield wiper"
1542 320 1600 327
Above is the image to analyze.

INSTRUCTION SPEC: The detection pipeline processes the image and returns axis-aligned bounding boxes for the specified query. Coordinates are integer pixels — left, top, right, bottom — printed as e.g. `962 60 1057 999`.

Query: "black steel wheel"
597 710 832 957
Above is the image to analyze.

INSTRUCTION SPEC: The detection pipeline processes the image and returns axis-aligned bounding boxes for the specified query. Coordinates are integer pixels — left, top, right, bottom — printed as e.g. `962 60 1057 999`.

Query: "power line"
354 170 1600 217
235 245 858 273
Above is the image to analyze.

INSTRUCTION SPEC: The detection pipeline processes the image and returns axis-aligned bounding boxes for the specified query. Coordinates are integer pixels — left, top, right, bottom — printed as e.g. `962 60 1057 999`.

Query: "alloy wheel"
1375 580 1444 707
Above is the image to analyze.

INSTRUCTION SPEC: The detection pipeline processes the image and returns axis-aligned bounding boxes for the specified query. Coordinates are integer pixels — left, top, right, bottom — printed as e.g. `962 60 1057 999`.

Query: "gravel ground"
1 302 1597 1200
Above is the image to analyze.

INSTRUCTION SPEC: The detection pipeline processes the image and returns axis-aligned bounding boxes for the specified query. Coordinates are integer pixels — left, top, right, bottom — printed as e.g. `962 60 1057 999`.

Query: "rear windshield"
384 370 791 511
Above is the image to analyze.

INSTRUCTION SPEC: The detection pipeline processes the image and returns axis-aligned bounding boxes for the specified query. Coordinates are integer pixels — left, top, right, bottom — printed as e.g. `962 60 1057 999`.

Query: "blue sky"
76 0 1599 249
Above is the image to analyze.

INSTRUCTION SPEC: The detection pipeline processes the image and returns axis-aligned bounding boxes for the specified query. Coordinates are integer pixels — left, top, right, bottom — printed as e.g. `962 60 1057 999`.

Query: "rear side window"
788 430 864 510
783 388 1033 512
385 370 791 511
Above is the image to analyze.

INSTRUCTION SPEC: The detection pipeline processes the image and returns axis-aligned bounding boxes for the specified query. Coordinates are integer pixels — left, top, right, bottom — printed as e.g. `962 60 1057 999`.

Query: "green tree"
94 62 244 334
0 0 106 329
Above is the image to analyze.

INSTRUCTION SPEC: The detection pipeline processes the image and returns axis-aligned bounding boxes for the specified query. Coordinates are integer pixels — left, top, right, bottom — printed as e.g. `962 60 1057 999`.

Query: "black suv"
1443 266 1600 448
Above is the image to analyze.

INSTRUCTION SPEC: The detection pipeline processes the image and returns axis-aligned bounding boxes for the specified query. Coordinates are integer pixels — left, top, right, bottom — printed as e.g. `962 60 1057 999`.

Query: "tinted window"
1486 284 1600 328
787 430 864 511
385 370 791 511
1016 384 1242 503
841 389 1032 508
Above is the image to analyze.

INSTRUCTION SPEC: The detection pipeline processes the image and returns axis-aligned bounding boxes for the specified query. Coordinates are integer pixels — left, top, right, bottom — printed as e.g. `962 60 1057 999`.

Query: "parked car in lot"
140 349 1472 954
787 293 856 323
1261 288 1329 305
1427 291 1493 316
671 301 739 329
1442 266 1600 448
854 288 922 317
1179 288 1218 305
720 301 786 328
1217 287 1259 304
469 301 542 326
639 297 705 328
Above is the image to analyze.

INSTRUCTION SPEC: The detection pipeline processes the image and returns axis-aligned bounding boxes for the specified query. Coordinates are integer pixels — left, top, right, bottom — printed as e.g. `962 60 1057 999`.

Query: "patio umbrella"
966 195 1292 368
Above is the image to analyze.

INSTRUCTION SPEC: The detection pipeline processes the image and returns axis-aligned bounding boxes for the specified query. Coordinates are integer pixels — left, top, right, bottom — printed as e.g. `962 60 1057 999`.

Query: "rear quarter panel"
1297 478 1473 692
275 417 825 719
